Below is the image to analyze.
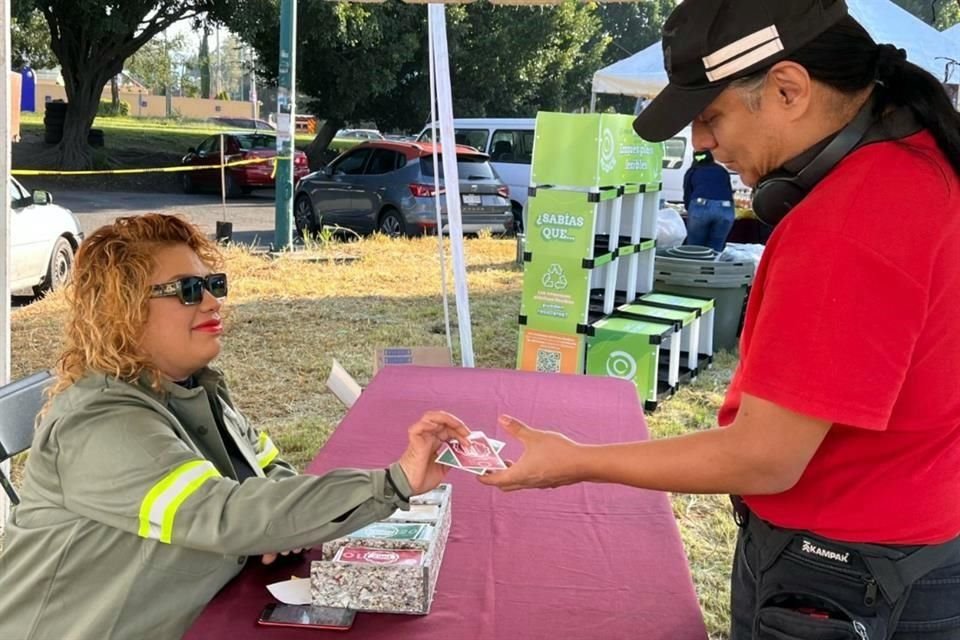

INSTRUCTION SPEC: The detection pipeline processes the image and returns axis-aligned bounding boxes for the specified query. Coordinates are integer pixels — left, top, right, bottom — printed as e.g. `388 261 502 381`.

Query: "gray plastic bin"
653 254 754 351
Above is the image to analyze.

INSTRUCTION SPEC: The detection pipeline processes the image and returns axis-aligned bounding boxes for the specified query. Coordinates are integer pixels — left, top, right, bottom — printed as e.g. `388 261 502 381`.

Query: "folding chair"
0 371 53 505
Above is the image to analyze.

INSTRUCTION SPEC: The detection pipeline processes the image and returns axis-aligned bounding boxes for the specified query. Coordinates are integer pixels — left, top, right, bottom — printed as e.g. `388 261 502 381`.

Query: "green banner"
531 112 665 189
520 254 591 333
525 189 598 260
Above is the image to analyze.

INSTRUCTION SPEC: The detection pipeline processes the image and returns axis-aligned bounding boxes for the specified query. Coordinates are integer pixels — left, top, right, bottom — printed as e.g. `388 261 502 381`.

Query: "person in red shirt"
480 1 960 638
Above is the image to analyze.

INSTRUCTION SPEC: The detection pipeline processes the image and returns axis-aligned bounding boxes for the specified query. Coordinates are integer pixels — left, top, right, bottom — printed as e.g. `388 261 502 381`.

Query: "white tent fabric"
590 41 667 98
944 23 960 47
592 0 960 98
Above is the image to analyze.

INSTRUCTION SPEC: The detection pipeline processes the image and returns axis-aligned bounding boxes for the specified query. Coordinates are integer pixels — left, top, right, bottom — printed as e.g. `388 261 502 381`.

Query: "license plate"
462 194 482 206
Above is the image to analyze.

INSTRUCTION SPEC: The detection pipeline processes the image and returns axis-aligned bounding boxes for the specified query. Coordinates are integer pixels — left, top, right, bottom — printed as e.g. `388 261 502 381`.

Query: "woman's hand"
261 548 308 565
397 410 471 495
478 415 586 491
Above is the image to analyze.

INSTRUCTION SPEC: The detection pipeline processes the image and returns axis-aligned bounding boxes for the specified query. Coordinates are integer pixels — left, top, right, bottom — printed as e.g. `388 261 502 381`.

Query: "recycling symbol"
542 264 569 290
599 127 617 174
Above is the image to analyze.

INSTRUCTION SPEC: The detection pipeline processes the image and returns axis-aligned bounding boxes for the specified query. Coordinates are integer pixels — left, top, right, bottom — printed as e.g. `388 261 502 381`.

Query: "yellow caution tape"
11 156 296 177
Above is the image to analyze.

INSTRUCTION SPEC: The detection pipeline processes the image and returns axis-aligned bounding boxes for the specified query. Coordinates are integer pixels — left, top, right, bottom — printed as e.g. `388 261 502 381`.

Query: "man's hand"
478 415 585 491
397 410 471 495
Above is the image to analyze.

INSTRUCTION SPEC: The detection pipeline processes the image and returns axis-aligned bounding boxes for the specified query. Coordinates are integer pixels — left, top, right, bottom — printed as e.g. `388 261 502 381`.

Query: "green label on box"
525 190 598 259
586 317 666 402
520 255 590 333
531 112 665 189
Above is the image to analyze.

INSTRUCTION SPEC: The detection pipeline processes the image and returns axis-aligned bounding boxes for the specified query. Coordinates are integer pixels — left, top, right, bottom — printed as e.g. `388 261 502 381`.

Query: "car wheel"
223 173 242 198
182 172 196 194
378 209 407 237
44 237 74 292
512 202 524 235
294 195 320 239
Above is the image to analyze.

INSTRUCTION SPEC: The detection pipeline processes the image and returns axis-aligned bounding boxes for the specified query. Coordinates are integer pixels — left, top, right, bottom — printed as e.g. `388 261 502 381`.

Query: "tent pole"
428 4 475 367
590 92 597 113
1 0 13 529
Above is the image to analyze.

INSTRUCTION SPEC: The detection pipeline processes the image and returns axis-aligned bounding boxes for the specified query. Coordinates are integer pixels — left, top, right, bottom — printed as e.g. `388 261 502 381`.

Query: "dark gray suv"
294 141 513 238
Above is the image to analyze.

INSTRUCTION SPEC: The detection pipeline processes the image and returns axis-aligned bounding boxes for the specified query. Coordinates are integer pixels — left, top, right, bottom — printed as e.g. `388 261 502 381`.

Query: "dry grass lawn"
8 233 736 639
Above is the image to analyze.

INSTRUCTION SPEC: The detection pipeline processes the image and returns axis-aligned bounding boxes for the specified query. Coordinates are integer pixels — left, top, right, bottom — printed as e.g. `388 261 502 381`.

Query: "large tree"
893 0 960 29
126 34 188 95
223 0 607 157
12 0 229 168
11 8 57 70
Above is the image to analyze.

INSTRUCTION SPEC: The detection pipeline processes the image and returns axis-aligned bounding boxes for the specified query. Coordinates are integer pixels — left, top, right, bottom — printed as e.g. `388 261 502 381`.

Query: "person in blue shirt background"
683 150 735 251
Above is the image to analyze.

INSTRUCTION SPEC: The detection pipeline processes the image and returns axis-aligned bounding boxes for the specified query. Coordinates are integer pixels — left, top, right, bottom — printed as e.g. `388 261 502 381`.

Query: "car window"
196 137 218 155
419 156 496 180
490 129 534 165
365 150 405 175
8 179 26 207
9 179 26 201
663 137 686 170
418 128 489 152
332 148 372 175
235 134 275 150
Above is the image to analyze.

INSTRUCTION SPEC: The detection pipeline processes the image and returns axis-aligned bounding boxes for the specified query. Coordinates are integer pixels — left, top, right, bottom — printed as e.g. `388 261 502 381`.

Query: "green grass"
7 235 736 639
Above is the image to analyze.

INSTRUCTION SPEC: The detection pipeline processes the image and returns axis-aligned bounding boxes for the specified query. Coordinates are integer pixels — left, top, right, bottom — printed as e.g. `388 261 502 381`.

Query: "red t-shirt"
719 131 960 544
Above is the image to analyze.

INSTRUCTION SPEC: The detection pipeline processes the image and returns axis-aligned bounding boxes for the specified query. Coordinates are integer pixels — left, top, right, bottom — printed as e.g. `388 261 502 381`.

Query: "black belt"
731 495 960 608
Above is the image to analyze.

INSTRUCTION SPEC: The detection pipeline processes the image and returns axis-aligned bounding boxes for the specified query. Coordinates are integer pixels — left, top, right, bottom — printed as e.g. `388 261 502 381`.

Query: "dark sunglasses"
149 273 228 305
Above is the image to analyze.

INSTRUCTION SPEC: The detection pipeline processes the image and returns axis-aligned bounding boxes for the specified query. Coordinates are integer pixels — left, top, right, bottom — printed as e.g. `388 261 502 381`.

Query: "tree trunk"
304 118 344 171
200 30 211 99
57 73 107 169
110 75 119 111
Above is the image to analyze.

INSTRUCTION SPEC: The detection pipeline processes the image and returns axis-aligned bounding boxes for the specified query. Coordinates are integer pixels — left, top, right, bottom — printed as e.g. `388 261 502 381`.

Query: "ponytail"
873 45 960 177
785 16 960 178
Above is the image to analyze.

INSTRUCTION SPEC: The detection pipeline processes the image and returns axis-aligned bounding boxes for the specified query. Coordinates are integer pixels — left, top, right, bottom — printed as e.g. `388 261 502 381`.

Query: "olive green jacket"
0 368 411 639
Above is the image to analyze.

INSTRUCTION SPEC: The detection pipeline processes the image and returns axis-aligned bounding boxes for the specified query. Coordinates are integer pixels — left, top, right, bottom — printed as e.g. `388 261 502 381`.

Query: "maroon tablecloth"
186 366 708 640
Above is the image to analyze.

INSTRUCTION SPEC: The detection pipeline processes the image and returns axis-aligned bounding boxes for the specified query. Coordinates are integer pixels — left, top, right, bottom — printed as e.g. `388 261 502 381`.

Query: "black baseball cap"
633 0 849 142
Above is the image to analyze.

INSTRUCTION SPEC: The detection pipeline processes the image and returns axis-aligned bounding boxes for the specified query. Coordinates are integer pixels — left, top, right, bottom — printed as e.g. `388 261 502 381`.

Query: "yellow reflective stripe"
256 431 279 468
138 460 221 543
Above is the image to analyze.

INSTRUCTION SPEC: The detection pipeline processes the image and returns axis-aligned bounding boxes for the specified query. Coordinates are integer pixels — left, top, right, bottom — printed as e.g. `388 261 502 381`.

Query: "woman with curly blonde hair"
0 214 468 640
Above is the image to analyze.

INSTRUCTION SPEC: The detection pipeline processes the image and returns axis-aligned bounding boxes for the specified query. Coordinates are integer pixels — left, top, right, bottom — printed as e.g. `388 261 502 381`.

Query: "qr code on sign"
535 349 562 373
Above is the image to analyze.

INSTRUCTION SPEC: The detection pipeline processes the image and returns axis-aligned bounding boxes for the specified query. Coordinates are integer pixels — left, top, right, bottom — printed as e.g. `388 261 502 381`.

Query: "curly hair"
49 214 223 400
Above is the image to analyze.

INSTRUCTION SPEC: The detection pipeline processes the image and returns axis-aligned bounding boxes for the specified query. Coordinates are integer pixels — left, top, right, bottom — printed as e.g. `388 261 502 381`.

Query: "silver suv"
294 141 513 237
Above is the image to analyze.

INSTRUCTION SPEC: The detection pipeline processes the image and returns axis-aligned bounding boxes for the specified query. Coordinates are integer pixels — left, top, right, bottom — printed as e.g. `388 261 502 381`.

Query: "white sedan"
7 177 83 295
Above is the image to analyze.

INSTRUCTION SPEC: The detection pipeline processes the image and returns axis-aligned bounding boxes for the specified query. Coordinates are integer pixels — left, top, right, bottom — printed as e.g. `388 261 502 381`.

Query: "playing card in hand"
434 431 507 475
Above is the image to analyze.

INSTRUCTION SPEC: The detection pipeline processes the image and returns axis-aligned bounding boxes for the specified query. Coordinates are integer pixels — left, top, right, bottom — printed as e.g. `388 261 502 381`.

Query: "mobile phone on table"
257 603 356 630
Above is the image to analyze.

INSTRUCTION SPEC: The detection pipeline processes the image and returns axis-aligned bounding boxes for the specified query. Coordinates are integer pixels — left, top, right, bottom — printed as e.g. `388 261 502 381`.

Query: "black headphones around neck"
752 99 876 228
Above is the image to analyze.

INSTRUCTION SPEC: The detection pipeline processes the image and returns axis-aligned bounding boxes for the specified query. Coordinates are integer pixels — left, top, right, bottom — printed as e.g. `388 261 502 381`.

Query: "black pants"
730 515 960 639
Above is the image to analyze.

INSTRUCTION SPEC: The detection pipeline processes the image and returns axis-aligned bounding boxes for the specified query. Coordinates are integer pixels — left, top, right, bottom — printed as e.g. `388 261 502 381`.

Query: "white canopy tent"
592 0 960 103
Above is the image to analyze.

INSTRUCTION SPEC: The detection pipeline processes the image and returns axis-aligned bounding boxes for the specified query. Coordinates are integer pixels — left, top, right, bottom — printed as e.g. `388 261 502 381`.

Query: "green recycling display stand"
586 315 677 411
531 112 659 189
616 238 657 306
640 292 717 373
517 110 667 386
615 302 699 387
516 327 586 375
524 188 621 261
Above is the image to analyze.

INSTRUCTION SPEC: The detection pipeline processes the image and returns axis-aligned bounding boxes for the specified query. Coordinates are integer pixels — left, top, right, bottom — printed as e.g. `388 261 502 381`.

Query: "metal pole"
219 133 227 221
428 4 474 367
274 0 297 250
1 0 14 527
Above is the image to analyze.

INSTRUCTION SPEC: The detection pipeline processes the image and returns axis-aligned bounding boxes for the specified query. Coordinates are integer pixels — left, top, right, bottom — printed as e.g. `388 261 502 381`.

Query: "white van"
417 118 535 230
662 126 749 204
417 119 749 224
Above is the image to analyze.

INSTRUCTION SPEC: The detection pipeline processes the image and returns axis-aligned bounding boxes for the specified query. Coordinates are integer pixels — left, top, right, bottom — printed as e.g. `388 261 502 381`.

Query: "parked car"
207 116 275 131
334 129 385 141
7 177 83 295
293 140 513 238
180 132 309 197
416 118 534 232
